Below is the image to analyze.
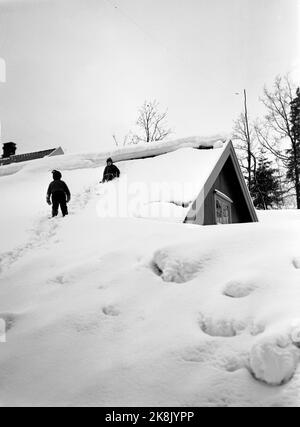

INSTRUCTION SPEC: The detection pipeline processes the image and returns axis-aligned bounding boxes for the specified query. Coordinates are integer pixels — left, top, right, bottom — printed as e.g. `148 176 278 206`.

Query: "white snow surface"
1 143 300 406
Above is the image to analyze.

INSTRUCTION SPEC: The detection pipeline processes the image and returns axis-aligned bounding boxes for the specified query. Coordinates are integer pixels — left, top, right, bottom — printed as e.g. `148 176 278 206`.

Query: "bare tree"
112 131 144 147
255 75 300 207
136 100 172 143
112 100 172 147
112 133 132 147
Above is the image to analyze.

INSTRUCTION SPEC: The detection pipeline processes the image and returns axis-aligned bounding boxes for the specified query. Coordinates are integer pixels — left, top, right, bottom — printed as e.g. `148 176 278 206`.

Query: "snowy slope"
1 145 300 406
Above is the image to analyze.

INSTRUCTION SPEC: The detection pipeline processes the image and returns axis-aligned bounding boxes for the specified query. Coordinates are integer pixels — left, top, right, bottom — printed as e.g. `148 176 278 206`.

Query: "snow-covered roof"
0 135 226 178
96 140 258 225
97 144 227 223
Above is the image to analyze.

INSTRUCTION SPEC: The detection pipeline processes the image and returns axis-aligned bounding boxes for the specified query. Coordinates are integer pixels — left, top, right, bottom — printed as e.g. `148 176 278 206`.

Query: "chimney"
2 142 16 159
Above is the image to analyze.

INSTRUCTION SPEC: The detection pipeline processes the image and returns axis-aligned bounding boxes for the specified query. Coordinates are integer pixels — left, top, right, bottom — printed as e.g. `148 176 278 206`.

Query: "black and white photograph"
0 0 300 409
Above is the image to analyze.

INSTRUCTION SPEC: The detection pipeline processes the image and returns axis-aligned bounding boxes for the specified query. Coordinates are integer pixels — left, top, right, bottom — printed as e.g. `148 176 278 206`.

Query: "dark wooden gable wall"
203 156 253 225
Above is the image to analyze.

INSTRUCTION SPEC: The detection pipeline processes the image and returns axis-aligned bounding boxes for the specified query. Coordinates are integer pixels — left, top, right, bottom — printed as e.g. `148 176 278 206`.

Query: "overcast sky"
0 0 299 153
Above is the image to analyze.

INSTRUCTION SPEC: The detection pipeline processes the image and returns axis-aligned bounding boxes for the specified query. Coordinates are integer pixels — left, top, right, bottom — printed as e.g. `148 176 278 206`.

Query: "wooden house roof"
0 147 64 166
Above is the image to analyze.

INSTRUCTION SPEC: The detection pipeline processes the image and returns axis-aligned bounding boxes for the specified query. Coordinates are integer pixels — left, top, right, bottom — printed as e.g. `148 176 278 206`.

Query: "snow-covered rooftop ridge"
107 135 227 162
0 135 227 178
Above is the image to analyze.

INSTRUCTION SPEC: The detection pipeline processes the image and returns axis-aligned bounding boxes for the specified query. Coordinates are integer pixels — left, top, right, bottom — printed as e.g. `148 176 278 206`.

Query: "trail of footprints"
196 277 300 386
3 217 300 388
0 217 59 275
152 250 300 386
0 184 97 276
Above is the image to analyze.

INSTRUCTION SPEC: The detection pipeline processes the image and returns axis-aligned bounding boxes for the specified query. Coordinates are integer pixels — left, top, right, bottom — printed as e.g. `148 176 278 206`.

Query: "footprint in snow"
292 258 300 269
48 274 71 286
223 280 258 298
182 341 247 373
151 249 213 283
102 305 120 317
199 314 265 338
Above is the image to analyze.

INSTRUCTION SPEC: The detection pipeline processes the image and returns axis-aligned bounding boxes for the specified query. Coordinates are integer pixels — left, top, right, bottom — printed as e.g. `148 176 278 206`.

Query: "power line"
103 0 161 47
102 0 189 68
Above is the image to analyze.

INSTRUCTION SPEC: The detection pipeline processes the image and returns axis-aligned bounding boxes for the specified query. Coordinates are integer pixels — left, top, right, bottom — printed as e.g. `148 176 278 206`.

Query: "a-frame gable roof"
185 140 258 224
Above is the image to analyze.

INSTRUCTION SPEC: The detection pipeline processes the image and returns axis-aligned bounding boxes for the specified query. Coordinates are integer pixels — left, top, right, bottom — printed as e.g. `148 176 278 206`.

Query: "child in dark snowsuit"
47 170 71 217
101 158 120 183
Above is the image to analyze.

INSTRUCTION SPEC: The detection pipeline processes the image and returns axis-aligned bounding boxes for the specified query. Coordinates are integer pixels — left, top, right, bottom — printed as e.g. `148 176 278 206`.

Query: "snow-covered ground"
1 145 300 406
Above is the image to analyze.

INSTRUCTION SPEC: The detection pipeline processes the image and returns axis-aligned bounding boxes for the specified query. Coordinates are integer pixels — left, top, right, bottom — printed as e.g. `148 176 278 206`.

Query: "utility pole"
0 58 6 151
243 89 252 188
234 89 255 191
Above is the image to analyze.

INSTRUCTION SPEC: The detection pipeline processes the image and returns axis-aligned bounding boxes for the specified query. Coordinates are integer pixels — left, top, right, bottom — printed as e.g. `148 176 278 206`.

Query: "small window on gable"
215 190 233 225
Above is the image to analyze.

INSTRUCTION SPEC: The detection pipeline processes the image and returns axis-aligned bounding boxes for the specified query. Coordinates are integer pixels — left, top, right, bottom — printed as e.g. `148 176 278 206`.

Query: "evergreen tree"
256 77 300 208
287 88 300 199
251 155 283 210
291 88 300 142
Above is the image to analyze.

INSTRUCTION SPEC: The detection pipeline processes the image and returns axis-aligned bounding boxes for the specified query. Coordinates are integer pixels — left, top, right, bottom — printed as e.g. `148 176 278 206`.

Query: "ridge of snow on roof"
108 135 226 162
0 135 226 178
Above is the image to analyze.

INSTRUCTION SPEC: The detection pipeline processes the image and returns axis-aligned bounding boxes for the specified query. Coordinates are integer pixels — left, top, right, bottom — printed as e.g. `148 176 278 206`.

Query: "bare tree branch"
232 110 257 188
136 100 172 143
259 75 300 207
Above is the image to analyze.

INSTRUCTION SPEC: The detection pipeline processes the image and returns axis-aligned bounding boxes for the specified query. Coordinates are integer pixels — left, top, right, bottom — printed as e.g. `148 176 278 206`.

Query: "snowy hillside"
1 144 300 406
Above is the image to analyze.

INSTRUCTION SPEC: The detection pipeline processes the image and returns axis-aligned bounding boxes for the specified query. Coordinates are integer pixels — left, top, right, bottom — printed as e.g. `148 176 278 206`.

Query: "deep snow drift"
1 144 300 406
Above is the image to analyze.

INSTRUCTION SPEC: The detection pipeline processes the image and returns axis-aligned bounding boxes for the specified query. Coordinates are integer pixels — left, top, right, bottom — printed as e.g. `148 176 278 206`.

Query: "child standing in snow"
47 170 71 217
